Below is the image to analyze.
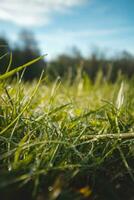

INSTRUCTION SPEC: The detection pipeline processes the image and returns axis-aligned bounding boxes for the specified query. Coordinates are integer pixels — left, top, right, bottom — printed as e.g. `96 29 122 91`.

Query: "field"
0 57 134 200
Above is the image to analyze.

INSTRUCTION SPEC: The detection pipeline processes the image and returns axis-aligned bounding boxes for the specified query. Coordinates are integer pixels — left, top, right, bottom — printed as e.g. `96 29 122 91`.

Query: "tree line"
0 31 134 82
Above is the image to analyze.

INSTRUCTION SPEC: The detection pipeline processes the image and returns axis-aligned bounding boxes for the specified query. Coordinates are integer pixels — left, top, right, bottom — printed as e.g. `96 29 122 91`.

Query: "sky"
0 0 134 60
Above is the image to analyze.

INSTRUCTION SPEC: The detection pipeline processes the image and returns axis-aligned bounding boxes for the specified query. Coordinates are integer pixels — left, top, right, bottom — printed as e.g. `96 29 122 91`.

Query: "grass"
0 56 134 200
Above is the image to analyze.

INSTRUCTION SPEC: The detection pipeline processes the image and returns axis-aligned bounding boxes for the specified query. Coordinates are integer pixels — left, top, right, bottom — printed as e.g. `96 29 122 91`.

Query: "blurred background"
0 0 134 81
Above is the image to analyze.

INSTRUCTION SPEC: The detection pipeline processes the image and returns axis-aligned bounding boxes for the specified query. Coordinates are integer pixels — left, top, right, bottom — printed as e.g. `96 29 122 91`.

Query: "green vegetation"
0 56 134 200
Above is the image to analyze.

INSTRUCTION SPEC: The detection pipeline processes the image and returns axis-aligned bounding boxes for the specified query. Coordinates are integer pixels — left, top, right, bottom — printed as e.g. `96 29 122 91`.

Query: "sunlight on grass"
0 55 134 200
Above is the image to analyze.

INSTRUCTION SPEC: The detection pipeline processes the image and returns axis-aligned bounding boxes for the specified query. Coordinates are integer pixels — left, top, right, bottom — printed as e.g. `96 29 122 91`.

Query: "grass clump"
0 56 134 200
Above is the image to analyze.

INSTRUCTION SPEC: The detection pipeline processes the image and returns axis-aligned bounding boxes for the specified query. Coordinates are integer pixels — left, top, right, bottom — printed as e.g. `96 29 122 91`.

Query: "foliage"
48 49 134 83
0 57 134 200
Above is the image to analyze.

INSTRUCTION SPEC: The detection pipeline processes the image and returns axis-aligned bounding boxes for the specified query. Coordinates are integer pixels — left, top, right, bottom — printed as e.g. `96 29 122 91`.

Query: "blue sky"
0 0 134 60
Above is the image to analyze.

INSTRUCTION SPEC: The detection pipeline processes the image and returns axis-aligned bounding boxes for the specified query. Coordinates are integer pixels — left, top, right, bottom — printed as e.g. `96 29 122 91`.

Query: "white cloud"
0 0 86 27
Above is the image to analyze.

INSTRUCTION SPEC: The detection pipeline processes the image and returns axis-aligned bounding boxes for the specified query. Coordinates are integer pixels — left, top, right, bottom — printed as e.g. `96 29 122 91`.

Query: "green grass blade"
0 54 47 81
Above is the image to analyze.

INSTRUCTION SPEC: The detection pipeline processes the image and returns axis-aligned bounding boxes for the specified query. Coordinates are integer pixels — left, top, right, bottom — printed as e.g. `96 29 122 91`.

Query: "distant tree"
70 46 83 60
0 37 10 74
19 30 38 51
12 30 46 80
110 51 134 81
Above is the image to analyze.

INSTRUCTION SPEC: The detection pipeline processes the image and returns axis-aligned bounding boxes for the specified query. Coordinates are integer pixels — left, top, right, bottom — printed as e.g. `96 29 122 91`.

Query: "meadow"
0 56 134 200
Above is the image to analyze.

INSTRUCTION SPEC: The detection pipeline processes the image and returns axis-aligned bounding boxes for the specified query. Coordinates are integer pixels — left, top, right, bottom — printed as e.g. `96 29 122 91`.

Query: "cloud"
0 0 86 27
